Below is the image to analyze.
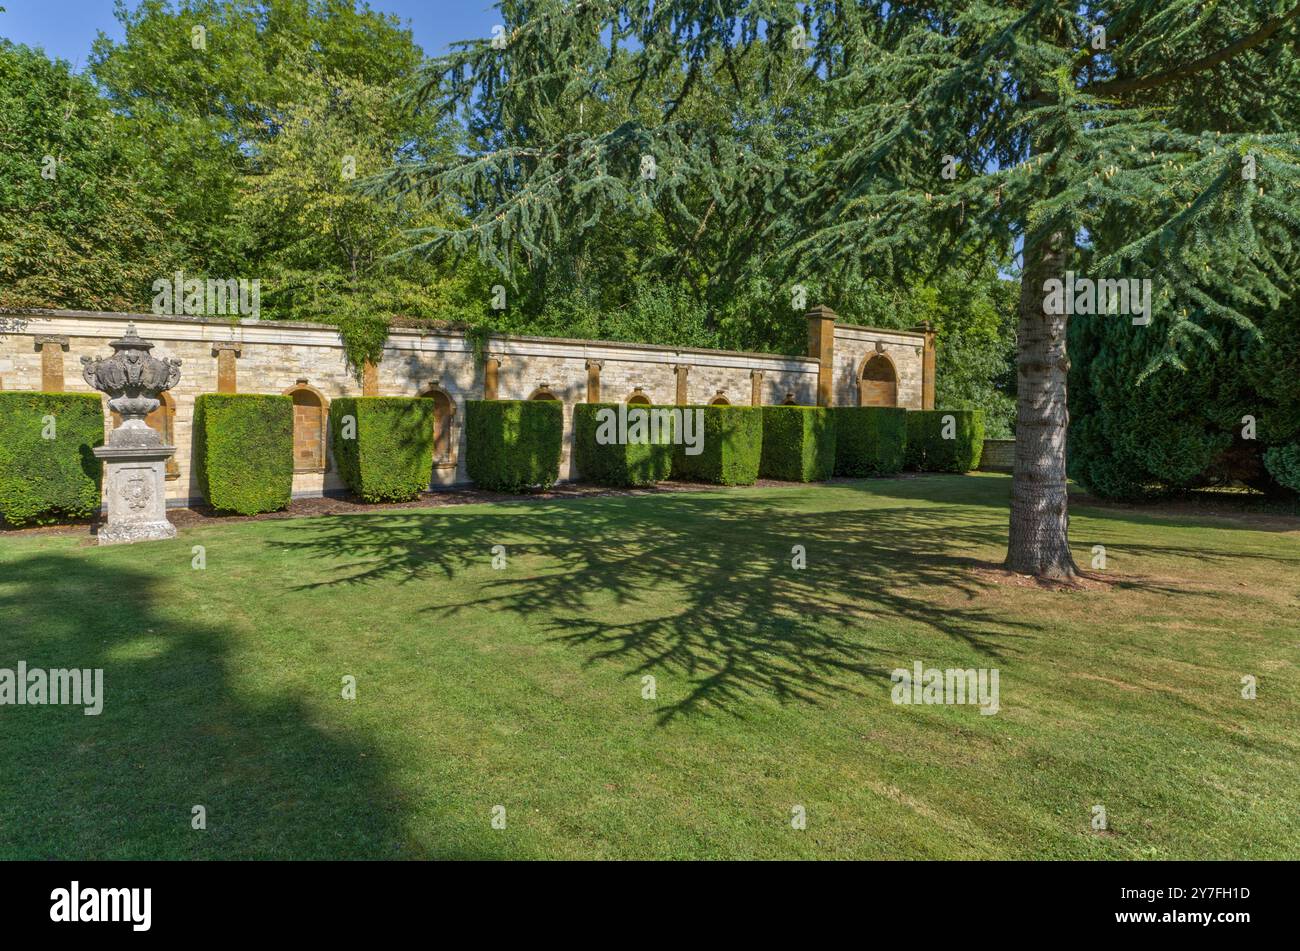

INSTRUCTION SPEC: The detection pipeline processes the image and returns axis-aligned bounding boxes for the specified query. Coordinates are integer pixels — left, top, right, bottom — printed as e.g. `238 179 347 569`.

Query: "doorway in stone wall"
858 354 898 407
418 387 456 488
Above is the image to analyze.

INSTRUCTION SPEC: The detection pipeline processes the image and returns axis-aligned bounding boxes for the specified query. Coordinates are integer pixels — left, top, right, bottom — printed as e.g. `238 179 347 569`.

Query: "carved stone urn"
81 324 182 544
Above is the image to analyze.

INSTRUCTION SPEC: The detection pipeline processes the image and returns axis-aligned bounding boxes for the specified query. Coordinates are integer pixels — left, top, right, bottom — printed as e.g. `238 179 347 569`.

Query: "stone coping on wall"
832 323 930 346
6 307 835 372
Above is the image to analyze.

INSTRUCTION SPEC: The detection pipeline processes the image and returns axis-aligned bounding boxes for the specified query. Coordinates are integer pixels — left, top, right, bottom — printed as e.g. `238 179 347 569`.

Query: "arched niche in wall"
282 382 329 472
858 353 898 407
626 389 651 405
528 385 560 401
112 391 179 480
708 392 731 406
417 386 457 469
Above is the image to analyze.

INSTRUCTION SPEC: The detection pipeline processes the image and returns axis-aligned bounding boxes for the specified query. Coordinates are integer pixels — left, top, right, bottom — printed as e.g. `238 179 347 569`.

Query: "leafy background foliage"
1 0 1016 420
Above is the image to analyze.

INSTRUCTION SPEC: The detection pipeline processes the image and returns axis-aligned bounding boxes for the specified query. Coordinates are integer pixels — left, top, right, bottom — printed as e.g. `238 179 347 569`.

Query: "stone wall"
0 308 930 504
979 438 1016 472
832 323 929 410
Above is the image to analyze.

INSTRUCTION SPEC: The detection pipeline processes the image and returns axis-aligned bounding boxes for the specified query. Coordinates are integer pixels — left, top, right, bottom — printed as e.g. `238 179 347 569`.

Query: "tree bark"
1005 229 1079 579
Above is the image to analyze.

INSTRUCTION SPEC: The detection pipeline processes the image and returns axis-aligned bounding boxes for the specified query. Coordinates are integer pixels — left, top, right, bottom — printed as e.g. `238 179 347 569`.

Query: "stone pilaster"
212 344 241 394
805 306 835 407
362 359 379 396
674 364 689 405
922 326 937 410
34 335 69 392
483 355 501 400
585 360 602 403
750 369 763 406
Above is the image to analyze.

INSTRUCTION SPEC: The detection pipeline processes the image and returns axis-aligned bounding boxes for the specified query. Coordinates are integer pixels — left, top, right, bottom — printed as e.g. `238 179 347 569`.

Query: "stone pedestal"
94 439 177 546
80 322 183 545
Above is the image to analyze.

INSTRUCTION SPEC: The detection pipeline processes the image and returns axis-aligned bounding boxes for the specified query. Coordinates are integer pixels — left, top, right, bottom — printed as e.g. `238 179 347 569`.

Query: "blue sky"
0 0 501 69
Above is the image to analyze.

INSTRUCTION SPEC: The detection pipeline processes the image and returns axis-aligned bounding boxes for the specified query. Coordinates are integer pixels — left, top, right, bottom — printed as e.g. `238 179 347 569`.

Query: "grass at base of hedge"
330 397 435 502
465 400 564 492
194 394 293 515
574 403 676 487
0 392 103 526
671 405 762 486
905 409 985 472
834 406 908 476
760 406 835 481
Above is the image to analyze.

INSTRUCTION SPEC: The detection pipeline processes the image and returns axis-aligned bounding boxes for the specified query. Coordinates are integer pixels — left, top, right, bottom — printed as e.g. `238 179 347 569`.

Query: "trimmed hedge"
194 394 293 515
465 399 564 492
0 392 104 526
760 405 835 481
1264 443 1300 493
330 397 435 502
670 405 763 486
905 409 985 472
574 403 676 487
833 406 908 476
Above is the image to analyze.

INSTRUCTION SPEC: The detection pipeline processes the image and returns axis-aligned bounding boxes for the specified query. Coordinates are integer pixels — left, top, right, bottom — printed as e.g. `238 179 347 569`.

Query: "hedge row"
671 405 763 486
833 406 907 477
0 392 104 526
2 389 991 527
465 399 564 492
574 403 676 487
330 397 436 502
761 406 836 481
194 394 293 514
904 410 985 473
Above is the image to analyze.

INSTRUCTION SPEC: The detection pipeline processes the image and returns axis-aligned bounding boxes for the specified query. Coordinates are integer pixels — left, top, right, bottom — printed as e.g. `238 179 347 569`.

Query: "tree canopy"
381 0 1300 576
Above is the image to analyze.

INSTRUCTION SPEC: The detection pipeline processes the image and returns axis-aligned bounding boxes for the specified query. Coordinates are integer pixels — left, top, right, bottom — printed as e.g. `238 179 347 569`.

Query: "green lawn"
1 474 1297 859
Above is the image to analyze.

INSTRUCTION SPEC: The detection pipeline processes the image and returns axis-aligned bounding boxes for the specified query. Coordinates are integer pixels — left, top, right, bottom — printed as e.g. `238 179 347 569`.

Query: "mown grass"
1 473 1296 859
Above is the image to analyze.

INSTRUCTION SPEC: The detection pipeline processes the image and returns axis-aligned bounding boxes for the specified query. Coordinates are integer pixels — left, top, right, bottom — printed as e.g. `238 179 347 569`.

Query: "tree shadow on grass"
275 486 1194 723
0 551 488 859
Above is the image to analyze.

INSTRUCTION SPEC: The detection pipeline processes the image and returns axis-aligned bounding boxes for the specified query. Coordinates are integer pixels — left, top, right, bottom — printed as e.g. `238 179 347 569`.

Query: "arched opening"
626 389 651 405
708 392 730 406
112 391 179 480
782 392 798 405
528 385 560 401
283 383 328 472
858 354 898 407
418 387 456 469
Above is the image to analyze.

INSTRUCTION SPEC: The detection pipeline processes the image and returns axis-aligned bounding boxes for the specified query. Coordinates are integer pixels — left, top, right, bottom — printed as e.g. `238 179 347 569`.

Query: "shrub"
330 397 435 502
194 394 293 514
465 399 564 492
1264 444 1300 493
1068 293 1300 500
574 403 676 487
0 392 104 526
671 405 762 485
833 406 907 477
905 409 985 472
760 406 835 481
